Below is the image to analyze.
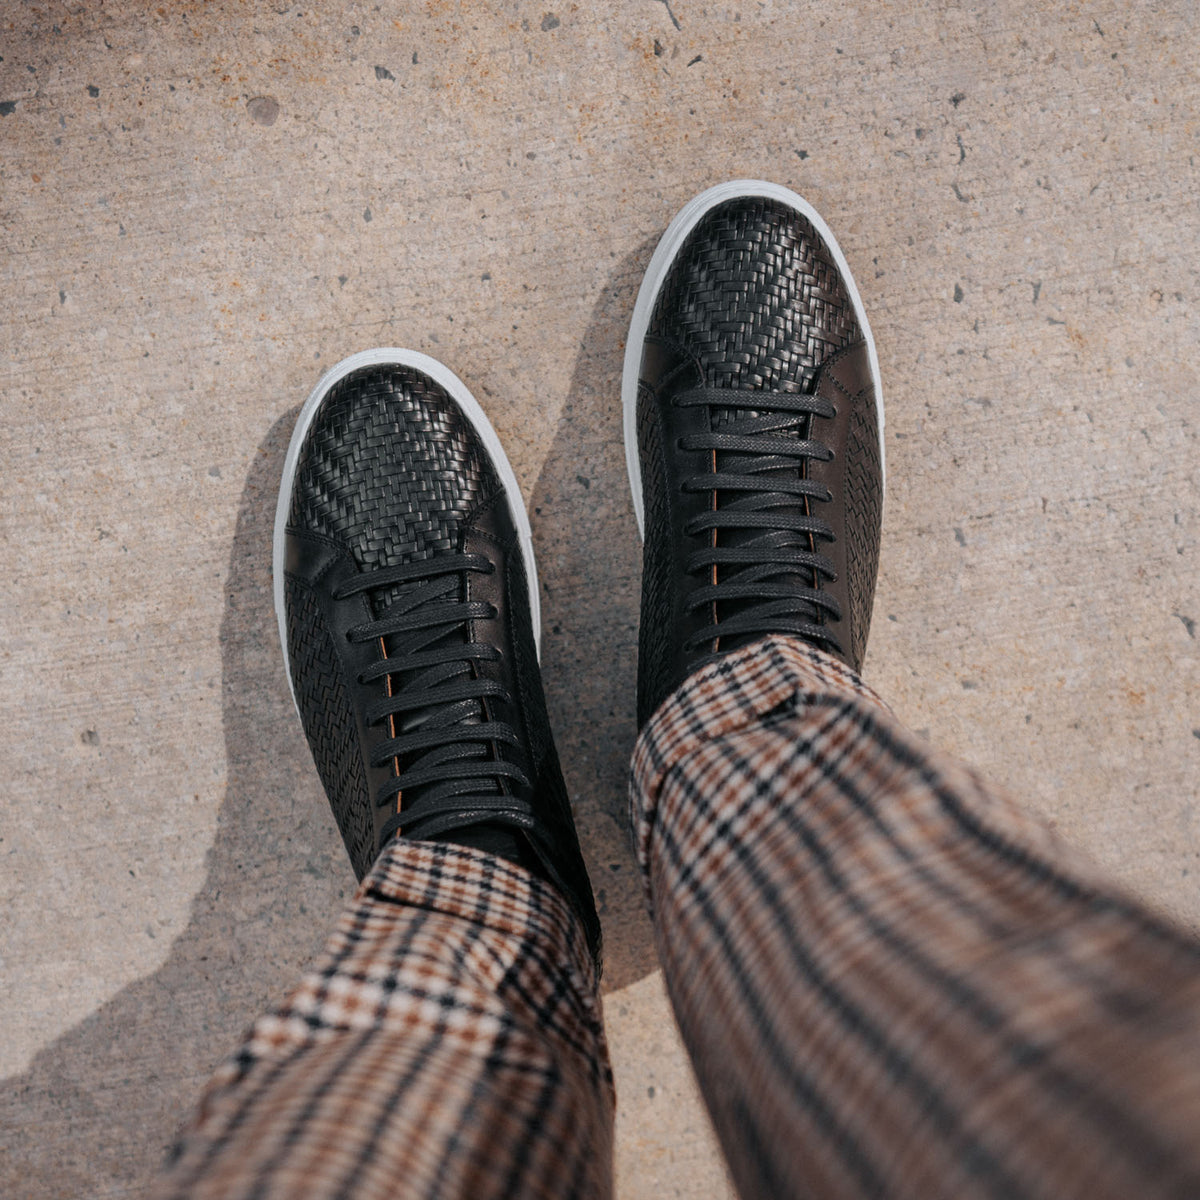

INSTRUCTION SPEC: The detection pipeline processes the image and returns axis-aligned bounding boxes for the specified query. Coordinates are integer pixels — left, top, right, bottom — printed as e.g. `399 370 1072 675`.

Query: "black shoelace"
332 553 536 846
676 386 843 663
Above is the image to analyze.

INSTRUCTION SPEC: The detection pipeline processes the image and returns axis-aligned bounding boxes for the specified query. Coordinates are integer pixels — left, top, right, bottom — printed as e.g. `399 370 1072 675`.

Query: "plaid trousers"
157 637 1200 1199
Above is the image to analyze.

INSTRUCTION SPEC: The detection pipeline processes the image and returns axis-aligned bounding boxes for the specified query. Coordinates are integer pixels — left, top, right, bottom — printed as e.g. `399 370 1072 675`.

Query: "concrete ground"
2 1 1197 1195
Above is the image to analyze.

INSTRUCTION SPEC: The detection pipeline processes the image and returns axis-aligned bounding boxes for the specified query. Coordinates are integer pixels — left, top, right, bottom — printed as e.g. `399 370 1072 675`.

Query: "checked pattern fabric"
155 845 613 1200
160 636 1200 1199
634 636 1200 1200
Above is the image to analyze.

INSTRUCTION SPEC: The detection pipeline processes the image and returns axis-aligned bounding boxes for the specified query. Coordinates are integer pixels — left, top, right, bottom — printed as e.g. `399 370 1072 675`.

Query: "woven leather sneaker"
623 181 885 727
274 349 600 961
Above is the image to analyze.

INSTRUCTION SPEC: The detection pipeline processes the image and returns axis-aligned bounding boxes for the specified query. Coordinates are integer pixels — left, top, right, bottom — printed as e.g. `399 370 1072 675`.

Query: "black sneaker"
273 349 600 962
623 181 885 727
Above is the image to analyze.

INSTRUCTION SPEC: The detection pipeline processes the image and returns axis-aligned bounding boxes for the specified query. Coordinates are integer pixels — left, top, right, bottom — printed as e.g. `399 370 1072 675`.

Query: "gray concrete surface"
1 1 1197 1196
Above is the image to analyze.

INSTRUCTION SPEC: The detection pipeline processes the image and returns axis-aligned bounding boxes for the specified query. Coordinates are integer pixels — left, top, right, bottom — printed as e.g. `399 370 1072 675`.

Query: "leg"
623 182 1200 1198
633 635 1200 1200
159 352 612 1197
157 842 611 1199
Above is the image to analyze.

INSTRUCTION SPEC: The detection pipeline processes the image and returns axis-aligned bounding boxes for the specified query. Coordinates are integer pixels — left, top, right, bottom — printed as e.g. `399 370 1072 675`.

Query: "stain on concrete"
246 96 280 125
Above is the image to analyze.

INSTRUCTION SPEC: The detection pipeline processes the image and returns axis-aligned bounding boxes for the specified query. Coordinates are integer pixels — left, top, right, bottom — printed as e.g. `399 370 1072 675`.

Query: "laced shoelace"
332 553 535 847
675 386 843 664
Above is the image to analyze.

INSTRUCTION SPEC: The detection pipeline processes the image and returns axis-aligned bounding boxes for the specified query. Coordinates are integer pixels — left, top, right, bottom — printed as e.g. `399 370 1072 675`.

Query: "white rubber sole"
621 179 886 536
272 348 541 716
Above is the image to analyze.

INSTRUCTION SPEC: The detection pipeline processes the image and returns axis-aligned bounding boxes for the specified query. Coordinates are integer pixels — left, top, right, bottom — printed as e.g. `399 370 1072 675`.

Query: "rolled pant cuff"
295 838 603 1035
157 838 611 1200
630 636 890 897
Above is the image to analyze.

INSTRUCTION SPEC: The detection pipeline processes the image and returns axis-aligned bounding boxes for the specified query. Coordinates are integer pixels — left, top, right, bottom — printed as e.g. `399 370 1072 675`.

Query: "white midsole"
272 348 541 716
621 179 886 536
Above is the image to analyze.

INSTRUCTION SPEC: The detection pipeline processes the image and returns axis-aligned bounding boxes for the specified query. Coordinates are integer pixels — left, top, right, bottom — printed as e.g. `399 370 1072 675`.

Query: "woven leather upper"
282 365 601 962
287 368 501 568
636 197 882 725
646 197 861 392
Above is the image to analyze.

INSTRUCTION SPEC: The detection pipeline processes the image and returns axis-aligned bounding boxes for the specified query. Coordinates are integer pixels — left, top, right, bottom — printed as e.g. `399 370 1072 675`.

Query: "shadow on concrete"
0 244 661 1198
0 410 351 1198
529 239 659 990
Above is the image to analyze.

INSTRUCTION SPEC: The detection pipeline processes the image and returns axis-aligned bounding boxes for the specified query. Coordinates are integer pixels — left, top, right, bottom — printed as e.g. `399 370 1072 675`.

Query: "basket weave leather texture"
282 365 601 965
646 198 861 394
636 379 676 727
844 395 883 669
637 197 880 723
285 574 376 876
287 367 502 571
284 366 505 880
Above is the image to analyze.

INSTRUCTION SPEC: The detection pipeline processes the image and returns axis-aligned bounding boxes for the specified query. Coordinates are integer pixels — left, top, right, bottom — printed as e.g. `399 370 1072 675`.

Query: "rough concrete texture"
1 0 1196 1195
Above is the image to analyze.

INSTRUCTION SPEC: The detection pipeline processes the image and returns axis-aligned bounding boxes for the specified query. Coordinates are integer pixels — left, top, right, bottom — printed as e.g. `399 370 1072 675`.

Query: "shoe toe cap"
287 364 503 569
647 196 862 391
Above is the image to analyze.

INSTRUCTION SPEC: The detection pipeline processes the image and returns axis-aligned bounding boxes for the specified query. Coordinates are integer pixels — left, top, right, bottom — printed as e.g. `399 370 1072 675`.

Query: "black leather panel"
634 197 883 721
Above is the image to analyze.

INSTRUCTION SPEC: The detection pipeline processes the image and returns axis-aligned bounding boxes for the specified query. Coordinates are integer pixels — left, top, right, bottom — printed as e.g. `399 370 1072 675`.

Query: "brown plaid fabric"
161 635 1200 1199
633 635 1200 1199
154 843 613 1200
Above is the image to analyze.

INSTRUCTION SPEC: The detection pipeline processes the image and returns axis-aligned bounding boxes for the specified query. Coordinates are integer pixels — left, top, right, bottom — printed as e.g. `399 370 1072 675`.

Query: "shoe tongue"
368 564 502 800
708 371 813 505
706 375 827 642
